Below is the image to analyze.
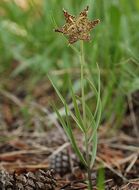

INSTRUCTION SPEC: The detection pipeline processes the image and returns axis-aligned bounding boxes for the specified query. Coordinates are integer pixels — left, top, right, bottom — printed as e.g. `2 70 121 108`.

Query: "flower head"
55 6 100 44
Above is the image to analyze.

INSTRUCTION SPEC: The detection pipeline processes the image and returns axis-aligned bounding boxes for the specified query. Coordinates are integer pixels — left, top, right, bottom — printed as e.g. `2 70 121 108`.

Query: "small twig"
0 89 23 107
0 149 51 160
60 179 87 190
108 143 139 152
45 142 70 160
120 178 139 189
0 163 49 170
27 141 53 152
115 153 138 165
125 153 138 173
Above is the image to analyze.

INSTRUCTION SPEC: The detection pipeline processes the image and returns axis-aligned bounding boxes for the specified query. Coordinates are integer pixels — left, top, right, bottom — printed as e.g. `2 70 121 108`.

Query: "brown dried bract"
55 6 100 44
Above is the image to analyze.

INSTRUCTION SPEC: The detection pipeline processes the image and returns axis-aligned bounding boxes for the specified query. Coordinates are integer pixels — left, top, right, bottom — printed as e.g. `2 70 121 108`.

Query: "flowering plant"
50 6 101 189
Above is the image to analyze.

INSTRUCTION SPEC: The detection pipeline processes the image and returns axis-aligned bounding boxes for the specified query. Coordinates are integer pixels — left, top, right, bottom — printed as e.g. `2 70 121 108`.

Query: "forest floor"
0 69 139 190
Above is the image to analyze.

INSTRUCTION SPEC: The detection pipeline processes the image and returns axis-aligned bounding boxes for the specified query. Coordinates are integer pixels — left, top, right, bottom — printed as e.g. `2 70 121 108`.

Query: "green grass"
0 0 139 127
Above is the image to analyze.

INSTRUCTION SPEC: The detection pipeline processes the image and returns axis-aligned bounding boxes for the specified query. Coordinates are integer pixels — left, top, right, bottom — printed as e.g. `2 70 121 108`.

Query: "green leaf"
87 63 102 143
53 104 71 139
85 104 96 129
69 109 86 132
65 105 87 166
69 80 85 132
48 76 66 105
88 99 102 143
95 99 102 129
87 63 101 119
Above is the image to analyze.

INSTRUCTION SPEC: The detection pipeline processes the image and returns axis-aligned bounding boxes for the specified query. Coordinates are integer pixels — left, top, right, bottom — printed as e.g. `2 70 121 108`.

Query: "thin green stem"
80 40 86 127
85 136 93 190
80 40 92 190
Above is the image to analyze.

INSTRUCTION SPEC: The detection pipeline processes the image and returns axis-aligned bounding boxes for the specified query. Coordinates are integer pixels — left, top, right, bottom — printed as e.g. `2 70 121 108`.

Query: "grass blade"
65 105 87 166
69 80 85 132
48 76 66 105
53 104 70 139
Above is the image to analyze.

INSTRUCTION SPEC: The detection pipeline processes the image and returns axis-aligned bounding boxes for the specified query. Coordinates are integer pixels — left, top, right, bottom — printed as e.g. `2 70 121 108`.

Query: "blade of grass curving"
65 104 87 166
87 65 102 143
95 63 102 129
87 77 98 95
69 80 85 132
76 97 97 145
88 99 102 144
85 104 96 126
87 77 102 125
96 62 101 117
75 94 95 126
53 104 71 139
69 109 85 133
87 78 99 116
48 76 65 105
75 94 97 139
95 99 102 128
87 63 101 119
49 76 85 132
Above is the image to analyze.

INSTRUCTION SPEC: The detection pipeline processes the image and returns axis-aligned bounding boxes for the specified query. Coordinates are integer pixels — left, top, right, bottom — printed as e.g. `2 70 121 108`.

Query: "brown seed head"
55 6 100 44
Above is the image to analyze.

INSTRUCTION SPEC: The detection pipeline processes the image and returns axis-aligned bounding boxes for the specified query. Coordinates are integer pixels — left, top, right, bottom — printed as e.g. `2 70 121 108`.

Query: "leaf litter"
0 73 139 189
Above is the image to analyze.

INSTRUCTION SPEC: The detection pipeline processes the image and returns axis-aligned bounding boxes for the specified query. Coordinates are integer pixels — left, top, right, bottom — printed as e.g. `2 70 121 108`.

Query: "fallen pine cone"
50 148 79 177
0 169 56 190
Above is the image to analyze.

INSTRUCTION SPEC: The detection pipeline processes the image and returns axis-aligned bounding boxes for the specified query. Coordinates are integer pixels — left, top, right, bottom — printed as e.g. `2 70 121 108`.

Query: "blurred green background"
0 0 139 128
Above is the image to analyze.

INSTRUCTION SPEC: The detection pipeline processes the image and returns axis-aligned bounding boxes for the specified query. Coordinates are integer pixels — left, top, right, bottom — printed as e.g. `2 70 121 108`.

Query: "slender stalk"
85 136 93 190
80 40 86 126
80 40 92 190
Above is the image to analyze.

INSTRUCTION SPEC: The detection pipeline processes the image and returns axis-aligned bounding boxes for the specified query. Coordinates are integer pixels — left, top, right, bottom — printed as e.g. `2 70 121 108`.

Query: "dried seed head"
55 6 100 44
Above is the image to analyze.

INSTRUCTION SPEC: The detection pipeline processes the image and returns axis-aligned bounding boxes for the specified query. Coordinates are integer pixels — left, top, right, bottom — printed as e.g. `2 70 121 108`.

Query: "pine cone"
50 149 79 176
0 169 56 190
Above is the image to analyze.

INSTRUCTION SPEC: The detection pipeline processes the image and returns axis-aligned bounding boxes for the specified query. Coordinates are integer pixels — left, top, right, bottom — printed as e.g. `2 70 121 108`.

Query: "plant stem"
80 40 92 190
87 166 93 190
85 136 93 190
80 40 86 126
